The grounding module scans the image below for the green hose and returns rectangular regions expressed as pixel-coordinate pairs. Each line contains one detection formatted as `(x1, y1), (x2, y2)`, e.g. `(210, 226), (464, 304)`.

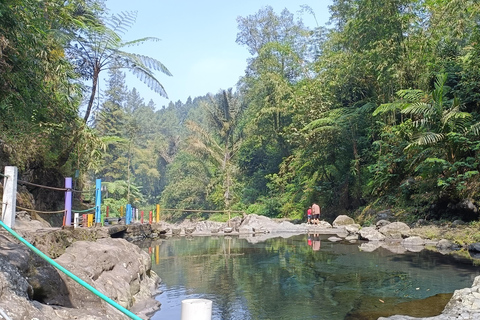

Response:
(0, 220), (143, 320)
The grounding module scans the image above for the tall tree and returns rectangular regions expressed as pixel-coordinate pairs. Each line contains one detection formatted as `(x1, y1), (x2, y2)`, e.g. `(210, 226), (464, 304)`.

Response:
(67, 11), (172, 123)
(187, 89), (245, 210)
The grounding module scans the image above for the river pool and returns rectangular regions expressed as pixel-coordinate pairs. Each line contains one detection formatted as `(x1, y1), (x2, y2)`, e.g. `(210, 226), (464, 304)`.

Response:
(144, 234), (480, 320)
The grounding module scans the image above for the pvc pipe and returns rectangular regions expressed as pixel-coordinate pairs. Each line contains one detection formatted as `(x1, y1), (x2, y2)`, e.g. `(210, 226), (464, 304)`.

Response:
(74, 212), (79, 228)
(181, 299), (212, 320)
(0, 220), (142, 320)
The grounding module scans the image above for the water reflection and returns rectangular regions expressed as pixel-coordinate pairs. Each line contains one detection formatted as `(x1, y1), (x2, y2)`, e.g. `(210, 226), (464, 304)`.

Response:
(145, 235), (480, 320)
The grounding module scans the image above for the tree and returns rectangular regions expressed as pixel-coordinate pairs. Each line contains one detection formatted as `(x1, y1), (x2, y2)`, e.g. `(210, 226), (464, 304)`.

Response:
(186, 89), (245, 210)
(67, 11), (172, 124)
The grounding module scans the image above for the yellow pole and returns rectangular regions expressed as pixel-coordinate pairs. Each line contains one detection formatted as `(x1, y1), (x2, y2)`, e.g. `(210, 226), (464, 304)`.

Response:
(156, 204), (160, 222)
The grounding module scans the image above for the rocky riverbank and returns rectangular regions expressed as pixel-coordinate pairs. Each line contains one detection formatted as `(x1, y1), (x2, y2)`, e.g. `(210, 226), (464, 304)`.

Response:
(0, 226), (160, 319)
(1, 212), (480, 319)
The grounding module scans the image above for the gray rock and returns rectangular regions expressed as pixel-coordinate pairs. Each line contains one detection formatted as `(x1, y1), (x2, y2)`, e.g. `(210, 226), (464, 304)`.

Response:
(437, 239), (456, 250)
(376, 219), (391, 228)
(332, 215), (355, 227)
(359, 242), (381, 252)
(468, 243), (480, 252)
(0, 237), (159, 320)
(344, 224), (361, 234)
(379, 222), (411, 239)
(359, 227), (386, 241)
(376, 209), (394, 221)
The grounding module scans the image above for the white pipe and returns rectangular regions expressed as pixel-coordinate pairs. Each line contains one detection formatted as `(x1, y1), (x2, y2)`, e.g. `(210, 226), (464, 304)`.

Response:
(0, 307), (13, 320)
(180, 299), (212, 320)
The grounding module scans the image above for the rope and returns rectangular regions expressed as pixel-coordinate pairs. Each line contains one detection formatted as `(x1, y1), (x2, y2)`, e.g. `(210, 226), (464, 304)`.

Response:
(72, 189), (94, 194)
(16, 205), (65, 214)
(72, 207), (95, 213)
(161, 208), (245, 214)
(0, 220), (143, 320)
(17, 179), (67, 191)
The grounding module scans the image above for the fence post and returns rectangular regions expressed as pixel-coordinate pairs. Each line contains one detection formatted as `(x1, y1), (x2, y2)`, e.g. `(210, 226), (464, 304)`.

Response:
(74, 212), (79, 228)
(95, 179), (101, 225)
(64, 177), (72, 227)
(2, 166), (18, 228)
(126, 204), (132, 225)
(149, 211), (152, 224)
(156, 204), (160, 223)
(141, 211), (144, 224)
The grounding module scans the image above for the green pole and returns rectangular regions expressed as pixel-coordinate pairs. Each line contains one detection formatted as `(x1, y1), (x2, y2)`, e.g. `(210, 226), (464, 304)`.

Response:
(0, 220), (143, 320)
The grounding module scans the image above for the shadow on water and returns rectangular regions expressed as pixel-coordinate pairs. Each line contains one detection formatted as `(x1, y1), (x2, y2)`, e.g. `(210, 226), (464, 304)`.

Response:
(142, 235), (480, 320)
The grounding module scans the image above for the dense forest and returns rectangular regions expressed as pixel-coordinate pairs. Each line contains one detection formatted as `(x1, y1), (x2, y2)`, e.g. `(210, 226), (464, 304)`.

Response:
(1, 0), (480, 224)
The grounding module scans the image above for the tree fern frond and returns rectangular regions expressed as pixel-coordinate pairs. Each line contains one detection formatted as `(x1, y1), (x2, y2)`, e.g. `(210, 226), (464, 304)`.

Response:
(128, 65), (168, 98)
(373, 102), (406, 116)
(402, 102), (436, 117)
(469, 121), (480, 136)
(122, 37), (161, 47)
(408, 132), (444, 148)
(302, 118), (335, 131)
(106, 11), (137, 36)
(396, 89), (424, 102)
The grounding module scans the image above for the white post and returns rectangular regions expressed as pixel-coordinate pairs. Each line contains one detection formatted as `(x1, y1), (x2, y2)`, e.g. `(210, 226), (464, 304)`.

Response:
(2, 166), (18, 228)
(74, 212), (79, 228)
(181, 299), (212, 320)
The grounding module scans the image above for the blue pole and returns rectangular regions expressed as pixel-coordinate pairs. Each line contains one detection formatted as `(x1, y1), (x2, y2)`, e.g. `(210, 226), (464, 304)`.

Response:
(126, 204), (132, 225)
(95, 179), (102, 224)
(64, 177), (72, 226)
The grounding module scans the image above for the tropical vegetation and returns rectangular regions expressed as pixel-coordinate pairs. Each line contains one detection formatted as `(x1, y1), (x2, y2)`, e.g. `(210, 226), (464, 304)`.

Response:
(1, 0), (480, 224)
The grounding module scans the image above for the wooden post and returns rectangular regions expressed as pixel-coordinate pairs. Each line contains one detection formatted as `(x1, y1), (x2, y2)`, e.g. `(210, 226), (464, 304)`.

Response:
(2, 166), (17, 228)
(141, 211), (144, 224)
(106, 205), (109, 218)
(64, 177), (72, 227)
(156, 204), (160, 222)
(149, 211), (152, 224)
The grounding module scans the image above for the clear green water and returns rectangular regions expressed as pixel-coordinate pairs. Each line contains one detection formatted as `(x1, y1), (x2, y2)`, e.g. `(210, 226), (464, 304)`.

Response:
(145, 234), (480, 320)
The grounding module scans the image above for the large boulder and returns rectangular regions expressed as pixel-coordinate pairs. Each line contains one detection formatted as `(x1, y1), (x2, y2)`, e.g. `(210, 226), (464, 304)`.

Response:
(379, 222), (411, 239)
(332, 215), (355, 227)
(54, 238), (159, 310)
(0, 235), (159, 320)
(359, 227), (386, 241)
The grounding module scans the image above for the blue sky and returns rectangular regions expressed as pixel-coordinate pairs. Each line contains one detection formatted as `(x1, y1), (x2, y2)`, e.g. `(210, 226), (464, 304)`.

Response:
(105, 0), (333, 108)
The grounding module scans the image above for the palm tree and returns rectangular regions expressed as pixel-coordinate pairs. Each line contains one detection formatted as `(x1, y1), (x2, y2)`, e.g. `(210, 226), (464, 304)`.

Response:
(68, 11), (172, 123)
